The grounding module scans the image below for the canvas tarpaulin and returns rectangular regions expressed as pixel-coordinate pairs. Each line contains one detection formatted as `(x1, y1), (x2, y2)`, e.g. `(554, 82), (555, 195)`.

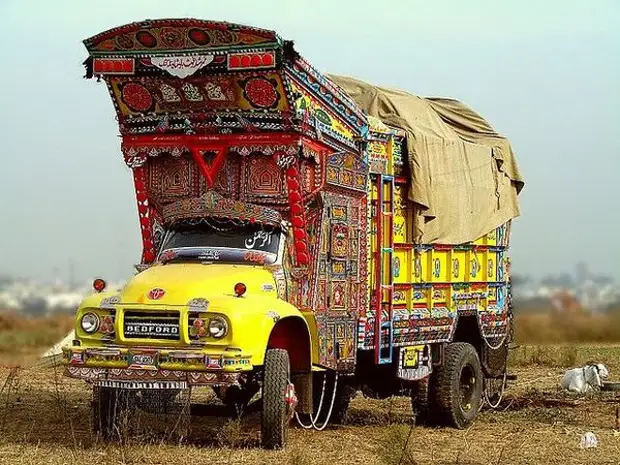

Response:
(327, 74), (525, 245)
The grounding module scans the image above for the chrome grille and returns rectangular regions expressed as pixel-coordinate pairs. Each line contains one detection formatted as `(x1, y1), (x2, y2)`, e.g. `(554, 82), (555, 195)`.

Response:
(124, 311), (180, 341)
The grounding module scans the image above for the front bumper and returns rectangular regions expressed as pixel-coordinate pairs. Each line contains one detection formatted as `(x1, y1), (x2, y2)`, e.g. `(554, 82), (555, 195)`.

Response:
(62, 345), (253, 387)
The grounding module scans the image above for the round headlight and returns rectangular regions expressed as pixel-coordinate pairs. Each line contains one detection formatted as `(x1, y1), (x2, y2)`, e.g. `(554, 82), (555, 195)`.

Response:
(81, 313), (100, 333)
(208, 316), (228, 339)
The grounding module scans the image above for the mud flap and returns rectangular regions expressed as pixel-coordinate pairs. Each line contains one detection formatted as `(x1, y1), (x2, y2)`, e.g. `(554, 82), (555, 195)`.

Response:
(292, 372), (313, 414)
(397, 344), (432, 381)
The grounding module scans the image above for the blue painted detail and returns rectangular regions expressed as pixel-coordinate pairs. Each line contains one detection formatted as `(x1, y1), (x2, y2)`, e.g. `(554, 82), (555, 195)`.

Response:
(497, 251), (505, 281)
(413, 283), (433, 289)
(497, 286), (505, 309)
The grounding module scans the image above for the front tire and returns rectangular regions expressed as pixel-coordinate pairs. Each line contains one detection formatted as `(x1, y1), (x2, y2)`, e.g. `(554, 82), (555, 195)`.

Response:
(92, 387), (131, 441)
(429, 343), (483, 429)
(261, 349), (293, 449)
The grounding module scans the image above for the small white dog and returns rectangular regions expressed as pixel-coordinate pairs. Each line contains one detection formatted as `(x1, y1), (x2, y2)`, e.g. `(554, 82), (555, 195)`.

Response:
(560, 363), (609, 394)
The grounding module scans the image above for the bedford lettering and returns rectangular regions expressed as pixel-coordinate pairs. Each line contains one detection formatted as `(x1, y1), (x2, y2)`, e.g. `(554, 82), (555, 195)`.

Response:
(126, 324), (179, 335)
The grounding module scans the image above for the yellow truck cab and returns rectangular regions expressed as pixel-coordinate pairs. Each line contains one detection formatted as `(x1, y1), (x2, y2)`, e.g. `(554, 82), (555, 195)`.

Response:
(63, 18), (524, 449)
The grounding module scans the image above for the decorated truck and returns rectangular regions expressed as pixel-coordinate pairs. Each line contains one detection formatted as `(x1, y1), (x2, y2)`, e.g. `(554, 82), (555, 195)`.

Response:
(62, 19), (525, 449)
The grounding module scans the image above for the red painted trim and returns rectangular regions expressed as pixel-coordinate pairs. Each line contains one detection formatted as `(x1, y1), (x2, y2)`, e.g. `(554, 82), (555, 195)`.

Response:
(122, 132), (302, 147)
(190, 147), (227, 188)
(93, 58), (135, 75)
(394, 283), (412, 290)
(85, 20), (277, 49)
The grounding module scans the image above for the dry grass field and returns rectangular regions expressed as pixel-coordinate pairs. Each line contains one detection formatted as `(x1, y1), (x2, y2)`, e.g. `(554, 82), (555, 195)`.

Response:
(1, 311), (620, 465)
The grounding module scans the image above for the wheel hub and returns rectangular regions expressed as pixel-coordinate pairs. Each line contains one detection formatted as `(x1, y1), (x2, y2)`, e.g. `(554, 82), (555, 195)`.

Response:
(460, 365), (476, 412)
(284, 382), (297, 419)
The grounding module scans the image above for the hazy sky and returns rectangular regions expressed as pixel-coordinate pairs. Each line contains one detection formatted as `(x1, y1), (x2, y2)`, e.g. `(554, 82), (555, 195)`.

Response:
(0, 0), (618, 283)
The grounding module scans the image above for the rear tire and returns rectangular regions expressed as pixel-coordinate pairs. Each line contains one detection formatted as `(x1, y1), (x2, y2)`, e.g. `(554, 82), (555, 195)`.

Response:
(330, 384), (356, 425)
(429, 343), (483, 429)
(261, 349), (293, 449)
(410, 377), (432, 426)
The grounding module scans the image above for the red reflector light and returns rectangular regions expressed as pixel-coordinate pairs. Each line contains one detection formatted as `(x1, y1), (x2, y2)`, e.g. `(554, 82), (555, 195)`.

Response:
(92, 58), (135, 75)
(227, 51), (276, 70)
(93, 278), (106, 292)
(234, 283), (247, 297)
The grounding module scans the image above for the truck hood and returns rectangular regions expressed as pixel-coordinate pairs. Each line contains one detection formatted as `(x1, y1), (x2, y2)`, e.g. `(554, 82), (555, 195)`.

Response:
(118, 262), (278, 306)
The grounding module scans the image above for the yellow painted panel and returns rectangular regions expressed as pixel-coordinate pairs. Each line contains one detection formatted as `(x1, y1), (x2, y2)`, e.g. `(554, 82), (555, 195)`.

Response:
(368, 261), (377, 292)
(382, 216), (391, 249)
(467, 252), (483, 282)
(487, 228), (498, 246)
(394, 216), (407, 243)
(394, 250), (409, 284)
(370, 182), (378, 200)
(471, 225), (500, 247)
(451, 250), (466, 283)
(368, 140), (389, 159)
(393, 185), (407, 243)
(393, 288), (408, 306)
(413, 287), (430, 307)
(431, 286), (448, 305)
(369, 222), (377, 253)
(431, 249), (449, 283)
(486, 250), (498, 282)
(413, 250), (429, 283)
(386, 137), (394, 175)
(381, 254), (391, 285)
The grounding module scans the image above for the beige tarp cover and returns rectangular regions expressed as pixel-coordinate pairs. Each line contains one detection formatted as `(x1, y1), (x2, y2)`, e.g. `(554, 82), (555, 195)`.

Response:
(327, 75), (525, 245)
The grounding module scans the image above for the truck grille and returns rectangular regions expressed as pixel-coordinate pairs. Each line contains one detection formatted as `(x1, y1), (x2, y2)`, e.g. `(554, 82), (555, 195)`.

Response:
(123, 311), (180, 341)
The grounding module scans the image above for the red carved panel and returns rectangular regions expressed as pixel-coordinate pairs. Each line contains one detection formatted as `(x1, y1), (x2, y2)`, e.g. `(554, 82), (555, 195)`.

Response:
(147, 155), (200, 209)
(244, 155), (283, 201)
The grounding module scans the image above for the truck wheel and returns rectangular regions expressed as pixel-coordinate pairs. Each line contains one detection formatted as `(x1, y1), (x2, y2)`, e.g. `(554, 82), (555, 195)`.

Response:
(429, 342), (483, 429)
(410, 377), (432, 426)
(261, 349), (294, 449)
(137, 389), (180, 414)
(92, 386), (130, 440)
(330, 384), (356, 425)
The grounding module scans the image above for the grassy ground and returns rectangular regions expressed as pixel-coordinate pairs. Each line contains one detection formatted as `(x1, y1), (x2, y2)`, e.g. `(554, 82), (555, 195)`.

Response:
(1, 313), (620, 464)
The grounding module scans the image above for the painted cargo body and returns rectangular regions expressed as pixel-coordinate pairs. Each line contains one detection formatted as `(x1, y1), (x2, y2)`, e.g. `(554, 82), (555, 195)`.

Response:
(364, 119), (512, 356)
(61, 18), (523, 449)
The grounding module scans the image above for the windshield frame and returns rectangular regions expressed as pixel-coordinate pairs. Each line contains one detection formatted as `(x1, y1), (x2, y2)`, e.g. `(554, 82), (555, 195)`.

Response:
(156, 220), (289, 266)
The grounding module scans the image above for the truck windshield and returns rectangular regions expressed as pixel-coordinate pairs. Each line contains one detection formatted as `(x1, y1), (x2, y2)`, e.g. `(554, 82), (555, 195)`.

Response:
(158, 221), (281, 264)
